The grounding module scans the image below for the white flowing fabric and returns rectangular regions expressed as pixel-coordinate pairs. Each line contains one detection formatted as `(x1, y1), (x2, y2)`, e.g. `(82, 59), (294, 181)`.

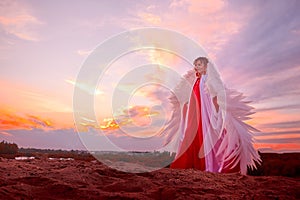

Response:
(161, 62), (262, 175)
(200, 73), (224, 172)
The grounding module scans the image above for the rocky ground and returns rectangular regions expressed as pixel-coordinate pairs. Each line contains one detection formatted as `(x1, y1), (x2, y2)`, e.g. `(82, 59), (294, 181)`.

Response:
(0, 157), (299, 200)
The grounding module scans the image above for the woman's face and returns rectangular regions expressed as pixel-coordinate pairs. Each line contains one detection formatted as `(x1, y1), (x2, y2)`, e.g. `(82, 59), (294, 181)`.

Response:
(194, 60), (207, 73)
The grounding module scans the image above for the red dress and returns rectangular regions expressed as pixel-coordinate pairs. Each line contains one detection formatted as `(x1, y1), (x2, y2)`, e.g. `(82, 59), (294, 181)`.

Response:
(170, 77), (205, 170)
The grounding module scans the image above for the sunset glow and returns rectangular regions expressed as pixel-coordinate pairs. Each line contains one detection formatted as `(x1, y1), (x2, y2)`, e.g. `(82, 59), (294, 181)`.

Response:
(0, 0), (299, 152)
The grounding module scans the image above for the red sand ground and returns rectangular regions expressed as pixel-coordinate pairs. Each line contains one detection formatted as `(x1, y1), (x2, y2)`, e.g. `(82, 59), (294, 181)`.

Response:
(0, 158), (299, 200)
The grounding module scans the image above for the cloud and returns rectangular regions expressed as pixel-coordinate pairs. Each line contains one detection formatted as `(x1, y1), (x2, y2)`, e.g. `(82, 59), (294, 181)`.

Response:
(0, 109), (53, 131)
(120, 0), (247, 63)
(0, 0), (299, 153)
(1, 126), (298, 152)
(207, 1), (300, 143)
(91, 104), (168, 140)
(0, 78), (75, 131)
(186, 0), (225, 14)
(137, 12), (161, 25)
(76, 49), (93, 56)
(0, 127), (165, 151)
(169, 0), (225, 15)
(255, 104), (300, 112)
(255, 137), (300, 144)
(77, 104), (163, 136)
(65, 79), (104, 96)
(114, 105), (161, 127)
(259, 121), (300, 129)
(217, 0), (300, 80)
(0, 131), (12, 136)
(0, 1), (44, 41)
(0, 79), (73, 120)
(255, 144), (300, 153)
(254, 130), (300, 136)
(0, 128), (85, 150)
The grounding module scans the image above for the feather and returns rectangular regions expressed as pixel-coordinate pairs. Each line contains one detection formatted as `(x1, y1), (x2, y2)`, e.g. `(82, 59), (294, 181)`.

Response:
(159, 69), (196, 152)
(216, 87), (262, 174)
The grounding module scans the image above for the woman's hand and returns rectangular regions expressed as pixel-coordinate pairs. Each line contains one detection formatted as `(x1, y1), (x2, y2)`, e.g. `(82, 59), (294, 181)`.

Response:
(194, 68), (204, 77)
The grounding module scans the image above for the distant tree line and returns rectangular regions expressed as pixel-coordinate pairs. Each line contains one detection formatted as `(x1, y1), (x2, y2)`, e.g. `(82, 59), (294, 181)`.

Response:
(0, 141), (19, 154)
(19, 147), (89, 155)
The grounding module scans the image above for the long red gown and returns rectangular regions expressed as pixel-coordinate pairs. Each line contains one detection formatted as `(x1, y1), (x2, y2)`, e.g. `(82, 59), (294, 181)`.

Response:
(170, 76), (240, 173)
(170, 77), (205, 170)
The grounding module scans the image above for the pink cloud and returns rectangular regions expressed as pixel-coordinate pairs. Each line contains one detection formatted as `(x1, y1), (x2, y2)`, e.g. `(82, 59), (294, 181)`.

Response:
(0, 109), (53, 131)
(0, 131), (12, 136)
(187, 0), (225, 14)
(0, 1), (44, 41)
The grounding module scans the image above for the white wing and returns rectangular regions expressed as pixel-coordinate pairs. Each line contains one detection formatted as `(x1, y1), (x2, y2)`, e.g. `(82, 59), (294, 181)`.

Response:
(217, 87), (262, 174)
(159, 69), (196, 152)
(205, 61), (261, 174)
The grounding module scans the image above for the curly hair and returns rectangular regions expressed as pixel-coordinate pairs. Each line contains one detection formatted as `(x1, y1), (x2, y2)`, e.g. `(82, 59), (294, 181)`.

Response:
(193, 56), (209, 66)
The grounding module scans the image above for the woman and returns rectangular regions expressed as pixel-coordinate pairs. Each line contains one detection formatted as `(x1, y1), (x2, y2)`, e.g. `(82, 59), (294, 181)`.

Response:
(161, 57), (261, 175)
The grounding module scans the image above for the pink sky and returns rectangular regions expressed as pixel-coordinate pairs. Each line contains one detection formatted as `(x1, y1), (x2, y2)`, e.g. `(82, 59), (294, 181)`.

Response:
(0, 0), (299, 152)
